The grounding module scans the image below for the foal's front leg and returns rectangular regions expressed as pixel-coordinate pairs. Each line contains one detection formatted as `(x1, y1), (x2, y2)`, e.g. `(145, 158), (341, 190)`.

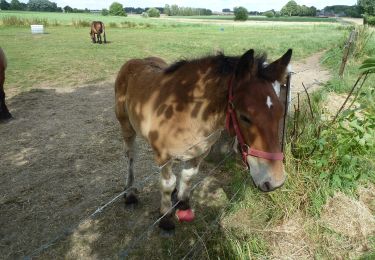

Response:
(173, 152), (207, 222)
(158, 161), (177, 231)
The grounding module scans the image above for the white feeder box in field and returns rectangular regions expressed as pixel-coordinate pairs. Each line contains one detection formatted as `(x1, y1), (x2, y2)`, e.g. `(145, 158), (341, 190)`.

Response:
(31, 25), (44, 34)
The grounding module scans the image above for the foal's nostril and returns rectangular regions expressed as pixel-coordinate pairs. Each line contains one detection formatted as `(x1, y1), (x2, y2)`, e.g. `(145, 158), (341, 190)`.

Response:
(263, 181), (271, 192)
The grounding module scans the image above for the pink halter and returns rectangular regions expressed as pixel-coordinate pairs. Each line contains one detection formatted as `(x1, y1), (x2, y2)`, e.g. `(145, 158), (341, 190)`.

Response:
(225, 76), (284, 168)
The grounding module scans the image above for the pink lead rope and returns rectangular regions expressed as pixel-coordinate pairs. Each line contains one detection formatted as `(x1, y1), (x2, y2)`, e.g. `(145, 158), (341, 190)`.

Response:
(225, 76), (284, 168)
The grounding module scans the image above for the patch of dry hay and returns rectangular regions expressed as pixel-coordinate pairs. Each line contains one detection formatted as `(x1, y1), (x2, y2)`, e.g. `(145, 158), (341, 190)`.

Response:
(321, 192), (375, 238)
(320, 192), (375, 258)
(221, 209), (314, 259)
(267, 214), (314, 260)
(358, 185), (375, 213)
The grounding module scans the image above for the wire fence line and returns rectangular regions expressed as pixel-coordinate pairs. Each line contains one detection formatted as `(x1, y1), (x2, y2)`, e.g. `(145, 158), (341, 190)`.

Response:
(168, 167), (248, 259)
(25, 168), (160, 259)
(181, 173), (250, 260)
(24, 130), (234, 259)
(118, 151), (234, 259)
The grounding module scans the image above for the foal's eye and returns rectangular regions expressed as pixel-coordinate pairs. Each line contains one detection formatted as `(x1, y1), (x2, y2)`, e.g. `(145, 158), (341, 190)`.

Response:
(240, 115), (252, 125)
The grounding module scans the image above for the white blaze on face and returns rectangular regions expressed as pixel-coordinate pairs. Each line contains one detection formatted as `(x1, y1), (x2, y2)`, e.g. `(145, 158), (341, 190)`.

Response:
(266, 96), (273, 109)
(272, 80), (281, 97)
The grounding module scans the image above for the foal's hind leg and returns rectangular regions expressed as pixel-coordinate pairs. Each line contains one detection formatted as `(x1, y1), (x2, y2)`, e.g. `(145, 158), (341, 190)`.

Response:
(117, 113), (138, 204)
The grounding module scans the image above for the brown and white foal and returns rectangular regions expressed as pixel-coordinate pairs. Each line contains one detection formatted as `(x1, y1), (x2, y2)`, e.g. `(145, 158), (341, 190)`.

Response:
(115, 49), (292, 231)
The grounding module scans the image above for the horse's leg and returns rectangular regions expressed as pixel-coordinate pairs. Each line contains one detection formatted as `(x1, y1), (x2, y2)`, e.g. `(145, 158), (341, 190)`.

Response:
(123, 133), (138, 204)
(116, 107), (138, 204)
(173, 150), (209, 220)
(0, 69), (11, 121)
(98, 33), (102, 44)
(90, 31), (96, 43)
(158, 161), (177, 231)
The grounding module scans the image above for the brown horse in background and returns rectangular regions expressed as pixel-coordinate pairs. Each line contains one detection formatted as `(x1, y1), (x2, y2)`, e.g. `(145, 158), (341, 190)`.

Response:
(90, 21), (106, 44)
(115, 49), (292, 231)
(0, 47), (12, 121)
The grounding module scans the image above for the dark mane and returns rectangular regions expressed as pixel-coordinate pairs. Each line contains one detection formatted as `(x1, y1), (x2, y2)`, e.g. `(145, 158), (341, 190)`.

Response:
(164, 52), (268, 78)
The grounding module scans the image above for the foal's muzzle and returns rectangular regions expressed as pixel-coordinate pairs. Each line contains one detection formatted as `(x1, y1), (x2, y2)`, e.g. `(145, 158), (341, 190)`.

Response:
(247, 156), (286, 192)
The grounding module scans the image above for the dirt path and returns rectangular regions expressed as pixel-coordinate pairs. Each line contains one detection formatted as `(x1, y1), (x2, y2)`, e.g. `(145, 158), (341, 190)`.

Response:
(0, 52), (331, 258)
(290, 51), (331, 98)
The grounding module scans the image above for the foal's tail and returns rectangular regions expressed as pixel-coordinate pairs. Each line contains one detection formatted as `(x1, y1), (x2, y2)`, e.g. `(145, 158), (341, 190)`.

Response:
(101, 22), (107, 44)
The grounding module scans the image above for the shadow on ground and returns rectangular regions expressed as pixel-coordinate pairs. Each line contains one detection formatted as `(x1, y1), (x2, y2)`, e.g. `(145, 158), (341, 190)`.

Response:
(0, 83), (242, 259)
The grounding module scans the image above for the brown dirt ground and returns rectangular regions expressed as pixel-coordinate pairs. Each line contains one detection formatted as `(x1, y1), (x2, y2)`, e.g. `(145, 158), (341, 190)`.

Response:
(1, 52), (370, 259)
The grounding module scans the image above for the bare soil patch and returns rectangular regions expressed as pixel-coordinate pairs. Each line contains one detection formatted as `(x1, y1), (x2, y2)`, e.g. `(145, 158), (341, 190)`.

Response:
(0, 52), (344, 258)
(290, 51), (331, 99)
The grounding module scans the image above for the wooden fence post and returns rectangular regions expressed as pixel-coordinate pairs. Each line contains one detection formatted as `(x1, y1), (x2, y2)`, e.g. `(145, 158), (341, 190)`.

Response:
(278, 73), (291, 152)
(339, 30), (356, 77)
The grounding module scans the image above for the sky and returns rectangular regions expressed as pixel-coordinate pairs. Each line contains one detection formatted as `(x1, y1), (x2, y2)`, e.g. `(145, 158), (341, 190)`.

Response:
(20, 0), (358, 12)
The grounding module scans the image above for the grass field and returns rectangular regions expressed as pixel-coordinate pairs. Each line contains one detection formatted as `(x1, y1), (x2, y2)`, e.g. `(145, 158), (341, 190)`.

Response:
(1, 10), (374, 259)
(0, 11), (346, 91)
(168, 15), (338, 23)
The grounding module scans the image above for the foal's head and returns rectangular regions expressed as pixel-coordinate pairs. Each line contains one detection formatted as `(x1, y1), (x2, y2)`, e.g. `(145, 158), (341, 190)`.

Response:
(231, 49), (292, 192)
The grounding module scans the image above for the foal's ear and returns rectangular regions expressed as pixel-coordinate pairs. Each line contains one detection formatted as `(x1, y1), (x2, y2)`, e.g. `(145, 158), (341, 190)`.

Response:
(235, 49), (255, 78)
(262, 49), (292, 82)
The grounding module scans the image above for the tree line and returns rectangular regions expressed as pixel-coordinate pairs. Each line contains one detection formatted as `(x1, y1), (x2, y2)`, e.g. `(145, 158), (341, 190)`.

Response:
(234, 0), (375, 21)
(164, 4), (212, 16)
(0, 0), (63, 12)
(0, 0), (92, 13)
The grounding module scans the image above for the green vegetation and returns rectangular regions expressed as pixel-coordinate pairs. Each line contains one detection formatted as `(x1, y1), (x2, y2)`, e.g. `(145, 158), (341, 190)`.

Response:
(281, 0), (317, 17)
(165, 15), (338, 23)
(358, 0), (375, 16)
(234, 6), (248, 21)
(324, 5), (361, 18)
(365, 14), (375, 25)
(101, 8), (109, 16)
(163, 4), (212, 16)
(109, 2), (126, 17)
(147, 7), (160, 18)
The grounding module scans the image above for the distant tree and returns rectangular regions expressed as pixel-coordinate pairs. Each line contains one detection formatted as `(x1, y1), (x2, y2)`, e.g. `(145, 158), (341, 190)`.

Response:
(164, 4), (171, 15)
(147, 7), (160, 17)
(264, 10), (275, 17)
(281, 0), (299, 16)
(10, 0), (22, 10)
(222, 8), (231, 12)
(124, 7), (144, 14)
(19, 2), (26, 10)
(309, 6), (317, 16)
(109, 2), (126, 16)
(28, 0), (60, 12)
(170, 4), (179, 15)
(101, 8), (109, 16)
(234, 6), (248, 21)
(63, 5), (72, 12)
(358, 0), (375, 15)
(0, 0), (10, 10)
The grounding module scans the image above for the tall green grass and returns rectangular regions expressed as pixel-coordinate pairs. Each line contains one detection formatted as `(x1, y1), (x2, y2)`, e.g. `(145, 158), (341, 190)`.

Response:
(2, 15), (49, 26)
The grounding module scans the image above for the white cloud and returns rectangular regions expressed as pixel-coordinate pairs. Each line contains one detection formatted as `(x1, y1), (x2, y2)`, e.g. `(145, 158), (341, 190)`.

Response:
(20, 0), (358, 12)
